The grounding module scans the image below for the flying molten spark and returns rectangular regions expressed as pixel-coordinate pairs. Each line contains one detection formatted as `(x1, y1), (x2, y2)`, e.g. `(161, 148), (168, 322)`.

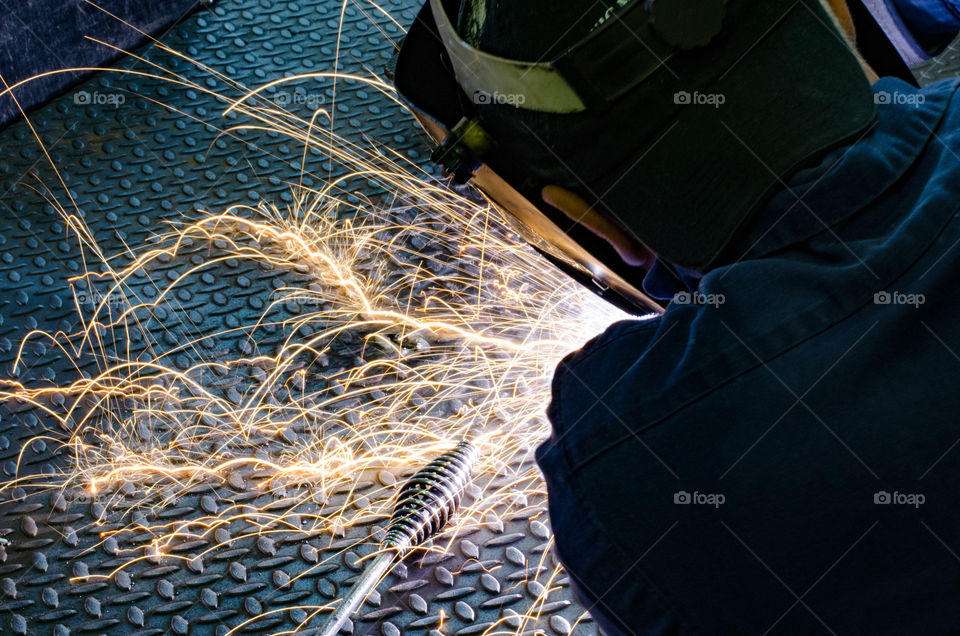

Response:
(0, 5), (642, 633)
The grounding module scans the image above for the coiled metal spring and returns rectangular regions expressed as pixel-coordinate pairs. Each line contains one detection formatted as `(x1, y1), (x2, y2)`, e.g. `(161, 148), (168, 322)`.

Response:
(318, 440), (478, 636)
(383, 440), (478, 551)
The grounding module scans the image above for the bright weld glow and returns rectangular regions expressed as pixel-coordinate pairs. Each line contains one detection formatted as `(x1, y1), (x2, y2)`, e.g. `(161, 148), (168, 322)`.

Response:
(0, 3), (641, 633)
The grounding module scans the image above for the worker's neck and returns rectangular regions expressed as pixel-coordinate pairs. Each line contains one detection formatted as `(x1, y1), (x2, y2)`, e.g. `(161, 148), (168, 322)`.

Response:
(819, 0), (879, 83)
(856, 52), (880, 84)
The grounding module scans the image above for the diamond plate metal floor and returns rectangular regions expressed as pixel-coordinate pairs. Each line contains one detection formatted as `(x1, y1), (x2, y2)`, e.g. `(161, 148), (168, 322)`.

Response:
(0, 1), (595, 635)
(913, 32), (960, 85)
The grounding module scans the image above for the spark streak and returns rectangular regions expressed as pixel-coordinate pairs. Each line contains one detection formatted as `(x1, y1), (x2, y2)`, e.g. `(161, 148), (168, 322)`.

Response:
(0, 3), (641, 633)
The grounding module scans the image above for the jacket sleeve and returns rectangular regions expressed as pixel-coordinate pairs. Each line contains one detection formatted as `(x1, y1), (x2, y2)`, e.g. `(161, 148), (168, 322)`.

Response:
(892, 0), (960, 35)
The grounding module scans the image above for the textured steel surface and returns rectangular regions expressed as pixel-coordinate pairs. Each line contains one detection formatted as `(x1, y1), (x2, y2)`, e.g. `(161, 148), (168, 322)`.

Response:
(913, 32), (960, 85)
(0, 1), (595, 635)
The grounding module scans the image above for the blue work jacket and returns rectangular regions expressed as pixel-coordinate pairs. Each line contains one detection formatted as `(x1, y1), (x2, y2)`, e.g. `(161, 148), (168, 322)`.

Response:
(537, 77), (960, 634)
(893, 0), (960, 35)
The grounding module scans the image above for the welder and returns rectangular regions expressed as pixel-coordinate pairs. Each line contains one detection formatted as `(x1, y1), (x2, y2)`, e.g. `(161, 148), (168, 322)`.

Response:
(393, 0), (960, 633)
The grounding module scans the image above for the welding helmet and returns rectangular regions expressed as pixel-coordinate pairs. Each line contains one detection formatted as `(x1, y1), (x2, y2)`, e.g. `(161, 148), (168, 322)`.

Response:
(393, 0), (888, 315)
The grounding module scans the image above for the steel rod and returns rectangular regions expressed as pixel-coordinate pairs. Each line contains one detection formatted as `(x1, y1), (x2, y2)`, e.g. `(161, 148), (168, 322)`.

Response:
(316, 440), (477, 636)
(319, 551), (395, 636)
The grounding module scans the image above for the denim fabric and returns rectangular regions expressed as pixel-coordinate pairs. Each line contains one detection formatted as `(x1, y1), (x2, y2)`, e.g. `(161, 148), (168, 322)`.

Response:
(893, 0), (960, 34)
(538, 77), (960, 634)
(0, 1), (204, 130)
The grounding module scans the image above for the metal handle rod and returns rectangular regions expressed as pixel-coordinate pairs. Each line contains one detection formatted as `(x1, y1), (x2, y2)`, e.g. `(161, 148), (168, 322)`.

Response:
(319, 551), (395, 636)
(316, 441), (477, 636)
